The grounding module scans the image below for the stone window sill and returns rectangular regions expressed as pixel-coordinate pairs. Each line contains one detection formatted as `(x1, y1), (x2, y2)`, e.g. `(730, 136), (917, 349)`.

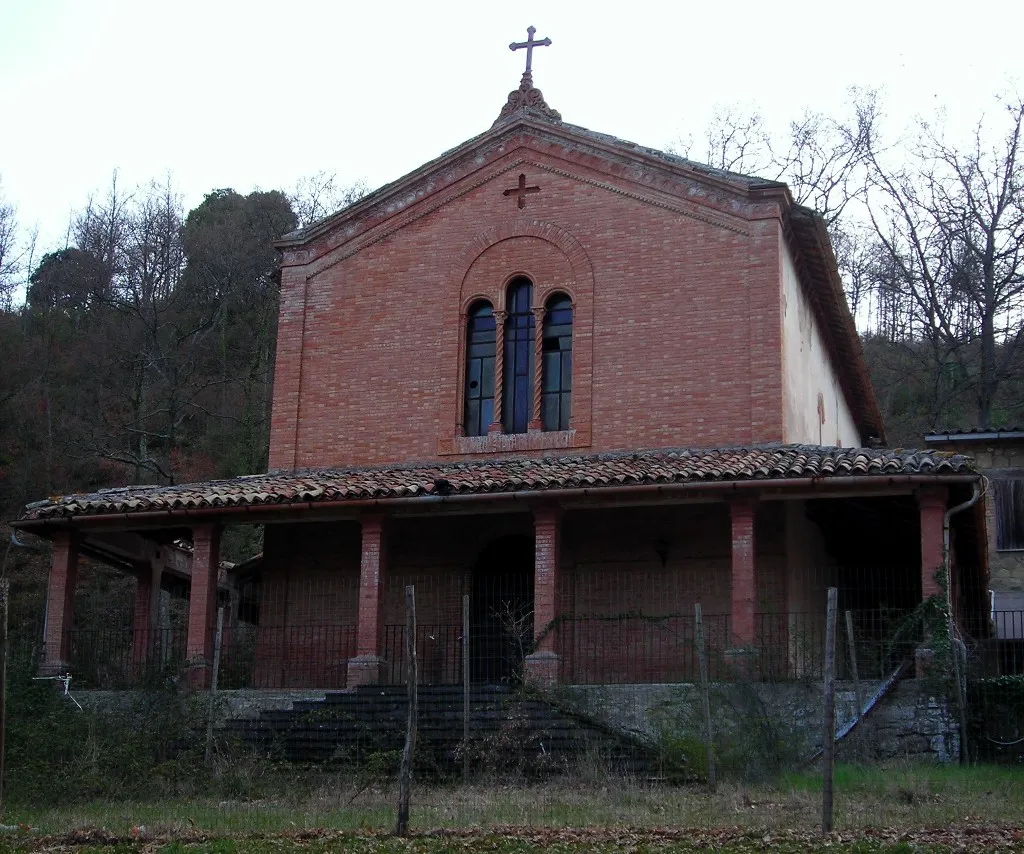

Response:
(437, 429), (589, 456)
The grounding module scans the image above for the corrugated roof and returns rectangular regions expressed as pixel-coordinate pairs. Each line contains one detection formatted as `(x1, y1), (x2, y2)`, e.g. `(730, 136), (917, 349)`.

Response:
(17, 444), (976, 522)
(926, 427), (1024, 440)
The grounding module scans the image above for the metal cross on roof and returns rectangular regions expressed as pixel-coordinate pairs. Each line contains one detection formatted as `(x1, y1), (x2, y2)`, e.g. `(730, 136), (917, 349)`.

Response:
(509, 26), (552, 75)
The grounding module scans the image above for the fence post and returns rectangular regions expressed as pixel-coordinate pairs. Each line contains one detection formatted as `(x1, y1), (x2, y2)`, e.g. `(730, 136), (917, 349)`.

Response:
(844, 610), (865, 758)
(947, 610), (969, 765)
(396, 585), (417, 836)
(0, 579), (8, 817)
(204, 606), (225, 766)
(822, 587), (838, 835)
(462, 593), (470, 780)
(694, 603), (716, 792)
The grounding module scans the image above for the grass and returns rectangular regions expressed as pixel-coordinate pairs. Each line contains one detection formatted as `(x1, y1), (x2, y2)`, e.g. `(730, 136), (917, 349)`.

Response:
(3, 762), (1023, 841)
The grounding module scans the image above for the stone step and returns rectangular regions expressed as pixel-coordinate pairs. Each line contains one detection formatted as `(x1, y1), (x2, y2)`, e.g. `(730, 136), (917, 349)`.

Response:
(221, 687), (657, 775)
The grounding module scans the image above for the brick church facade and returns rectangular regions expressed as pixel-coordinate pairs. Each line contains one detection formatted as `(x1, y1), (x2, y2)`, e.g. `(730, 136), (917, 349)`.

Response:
(18, 56), (988, 690)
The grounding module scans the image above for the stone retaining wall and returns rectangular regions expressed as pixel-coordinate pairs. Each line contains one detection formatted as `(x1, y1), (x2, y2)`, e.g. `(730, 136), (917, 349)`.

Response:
(557, 680), (959, 763)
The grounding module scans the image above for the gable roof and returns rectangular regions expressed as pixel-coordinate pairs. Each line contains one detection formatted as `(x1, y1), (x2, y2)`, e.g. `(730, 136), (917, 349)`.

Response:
(274, 88), (886, 445)
(277, 116), (772, 248)
(16, 444), (975, 525)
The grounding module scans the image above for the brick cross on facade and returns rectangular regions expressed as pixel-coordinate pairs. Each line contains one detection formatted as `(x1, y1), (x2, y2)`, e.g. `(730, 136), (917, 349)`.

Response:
(509, 26), (552, 75)
(503, 173), (541, 209)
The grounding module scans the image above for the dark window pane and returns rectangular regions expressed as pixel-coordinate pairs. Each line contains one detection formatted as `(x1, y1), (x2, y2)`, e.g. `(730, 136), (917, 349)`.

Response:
(467, 358), (482, 390)
(995, 479), (1024, 550)
(465, 399), (480, 437)
(541, 295), (572, 431)
(481, 398), (493, 429)
(542, 393), (559, 431)
(542, 351), (560, 392)
(503, 278), (534, 434)
(481, 355), (494, 397)
(465, 301), (495, 436)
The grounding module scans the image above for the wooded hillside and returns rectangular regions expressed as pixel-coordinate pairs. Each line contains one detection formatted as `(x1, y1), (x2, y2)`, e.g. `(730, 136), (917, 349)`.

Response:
(1, 92), (1022, 546)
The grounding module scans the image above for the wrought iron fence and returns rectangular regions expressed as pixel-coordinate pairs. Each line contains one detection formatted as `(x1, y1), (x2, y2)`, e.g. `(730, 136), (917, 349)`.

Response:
(61, 623), (358, 689)
(964, 609), (1024, 679)
(49, 608), (1024, 691)
(382, 624), (466, 686)
(223, 623), (356, 689)
(555, 613), (731, 684)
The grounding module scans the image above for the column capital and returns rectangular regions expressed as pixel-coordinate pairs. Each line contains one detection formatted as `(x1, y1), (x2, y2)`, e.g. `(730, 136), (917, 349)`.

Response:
(532, 502), (563, 527)
(50, 528), (80, 549)
(917, 485), (949, 510)
(190, 522), (223, 548)
(729, 495), (759, 515)
(359, 512), (387, 531)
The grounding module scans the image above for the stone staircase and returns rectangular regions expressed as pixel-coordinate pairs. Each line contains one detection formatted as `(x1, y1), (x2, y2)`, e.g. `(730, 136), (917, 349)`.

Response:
(222, 684), (657, 776)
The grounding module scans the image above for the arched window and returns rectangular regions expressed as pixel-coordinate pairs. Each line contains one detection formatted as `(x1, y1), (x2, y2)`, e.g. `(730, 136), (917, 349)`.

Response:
(464, 301), (496, 437)
(541, 293), (572, 431)
(503, 278), (534, 434)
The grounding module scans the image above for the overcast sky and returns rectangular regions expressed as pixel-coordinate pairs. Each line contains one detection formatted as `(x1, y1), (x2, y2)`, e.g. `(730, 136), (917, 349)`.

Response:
(1, 0), (1021, 260)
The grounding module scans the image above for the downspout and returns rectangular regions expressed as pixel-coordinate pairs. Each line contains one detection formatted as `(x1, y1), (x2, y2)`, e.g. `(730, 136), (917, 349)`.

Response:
(944, 480), (982, 765)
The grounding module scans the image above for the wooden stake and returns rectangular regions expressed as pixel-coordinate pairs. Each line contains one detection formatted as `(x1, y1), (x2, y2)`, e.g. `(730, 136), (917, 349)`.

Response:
(204, 606), (224, 766)
(844, 610), (865, 758)
(0, 579), (8, 818)
(694, 603), (716, 792)
(947, 610), (969, 765)
(462, 593), (470, 780)
(396, 585), (417, 836)
(822, 587), (838, 835)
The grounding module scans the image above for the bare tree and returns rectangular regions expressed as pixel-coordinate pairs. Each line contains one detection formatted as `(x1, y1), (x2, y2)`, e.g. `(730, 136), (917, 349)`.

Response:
(0, 178), (21, 311)
(672, 90), (878, 227)
(864, 96), (1024, 426)
(290, 172), (370, 228)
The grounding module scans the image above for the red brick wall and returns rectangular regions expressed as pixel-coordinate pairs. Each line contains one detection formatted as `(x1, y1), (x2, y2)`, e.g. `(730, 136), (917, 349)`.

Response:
(558, 503), (786, 683)
(256, 522), (361, 688)
(269, 138), (786, 471)
(254, 503), (787, 686)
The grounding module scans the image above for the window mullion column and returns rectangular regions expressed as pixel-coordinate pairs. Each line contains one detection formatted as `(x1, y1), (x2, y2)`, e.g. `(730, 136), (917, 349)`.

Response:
(529, 306), (546, 431)
(489, 309), (507, 434)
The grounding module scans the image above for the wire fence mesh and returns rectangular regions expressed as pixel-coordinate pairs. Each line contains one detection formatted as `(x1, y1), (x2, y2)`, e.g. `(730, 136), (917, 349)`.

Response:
(7, 562), (1024, 830)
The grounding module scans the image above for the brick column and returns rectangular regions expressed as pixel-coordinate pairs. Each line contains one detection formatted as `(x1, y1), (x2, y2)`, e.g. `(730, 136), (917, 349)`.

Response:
(43, 530), (78, 673)
(488, 310), (507, 434)
(915, 486), (948, 677)
(186, 524), (221, 689)
(919, 486), (948, 601)
(133, 560), (163, 669)
(348, 515), (387, 687)
(524, 504), (561, 687)
(729, 498), (758, 652)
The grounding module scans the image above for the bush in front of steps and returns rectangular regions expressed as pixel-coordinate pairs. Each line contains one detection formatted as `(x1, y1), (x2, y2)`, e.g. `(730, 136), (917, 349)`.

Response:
(3, 664), (304, 804)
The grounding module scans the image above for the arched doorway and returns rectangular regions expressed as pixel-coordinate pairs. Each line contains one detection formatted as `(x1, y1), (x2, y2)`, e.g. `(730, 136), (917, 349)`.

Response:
(470, 535), (534, 684)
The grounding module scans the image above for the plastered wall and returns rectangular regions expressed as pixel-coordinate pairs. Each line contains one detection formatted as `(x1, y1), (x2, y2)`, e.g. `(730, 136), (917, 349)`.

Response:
(781, 241), (860, 447)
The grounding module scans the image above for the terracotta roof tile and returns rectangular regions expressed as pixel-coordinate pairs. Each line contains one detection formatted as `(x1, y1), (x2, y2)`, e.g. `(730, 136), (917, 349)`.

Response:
(17, 444), (977, 522)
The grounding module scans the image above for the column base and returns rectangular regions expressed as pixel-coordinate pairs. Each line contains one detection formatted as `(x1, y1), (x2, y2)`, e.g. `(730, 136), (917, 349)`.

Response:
(915, 647), (935, 678)
(186, 656), (212, 691)
(38, 659), (71, 678)
(523, 651), (560, 688)
(347, 654), (383, 688)
(725, 646), (760, 680)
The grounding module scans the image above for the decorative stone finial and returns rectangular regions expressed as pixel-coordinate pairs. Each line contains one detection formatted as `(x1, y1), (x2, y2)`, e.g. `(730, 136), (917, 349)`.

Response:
(494, 27), (561, 126)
